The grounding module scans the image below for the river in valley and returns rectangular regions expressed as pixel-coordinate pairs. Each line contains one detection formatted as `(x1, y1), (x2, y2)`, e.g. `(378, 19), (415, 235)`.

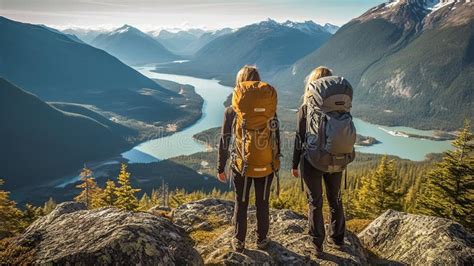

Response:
(121, 67), (233, 162)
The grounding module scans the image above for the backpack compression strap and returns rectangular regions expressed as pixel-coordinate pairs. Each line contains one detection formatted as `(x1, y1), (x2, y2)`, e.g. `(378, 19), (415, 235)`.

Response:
(270, 116), (280, 198)
(240, 119), (249, 203)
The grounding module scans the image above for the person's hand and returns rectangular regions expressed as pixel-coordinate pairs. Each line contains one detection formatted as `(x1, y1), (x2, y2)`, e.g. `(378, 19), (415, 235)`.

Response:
(217, 172), (227, 183)
(292, 168), (299, 178)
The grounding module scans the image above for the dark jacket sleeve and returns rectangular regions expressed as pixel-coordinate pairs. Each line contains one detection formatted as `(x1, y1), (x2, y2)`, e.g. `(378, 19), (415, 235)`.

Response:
(292, 105), (306, 169)
(217, 107), (235, 173)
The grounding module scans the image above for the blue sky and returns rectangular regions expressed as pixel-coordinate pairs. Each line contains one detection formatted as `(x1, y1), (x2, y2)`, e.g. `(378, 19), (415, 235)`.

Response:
(0, 0), (386, 31)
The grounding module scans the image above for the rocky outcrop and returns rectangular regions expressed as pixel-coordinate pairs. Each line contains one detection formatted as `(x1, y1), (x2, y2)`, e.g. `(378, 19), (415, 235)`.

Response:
(14, 202), (202, 265)
(358, 209), (474, 265)
(8, 199), (473, 265)
(174, 198), (369, 265)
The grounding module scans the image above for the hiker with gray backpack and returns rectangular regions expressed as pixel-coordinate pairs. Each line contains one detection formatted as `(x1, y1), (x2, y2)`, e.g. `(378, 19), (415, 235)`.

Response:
(292, 66), (356, 252)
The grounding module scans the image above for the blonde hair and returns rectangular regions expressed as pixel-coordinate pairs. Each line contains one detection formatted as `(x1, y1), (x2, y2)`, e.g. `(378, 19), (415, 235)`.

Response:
(303, 66), (333, 105)
(235, 65), (261, 86)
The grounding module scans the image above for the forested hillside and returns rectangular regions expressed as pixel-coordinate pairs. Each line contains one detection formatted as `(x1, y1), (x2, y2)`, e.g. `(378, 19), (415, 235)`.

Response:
(0, 78), (129, 190)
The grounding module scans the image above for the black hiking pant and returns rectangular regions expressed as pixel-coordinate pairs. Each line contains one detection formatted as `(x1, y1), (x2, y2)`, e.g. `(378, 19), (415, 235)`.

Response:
(232, 169), (273, 243)
(300, 157), (345, 247)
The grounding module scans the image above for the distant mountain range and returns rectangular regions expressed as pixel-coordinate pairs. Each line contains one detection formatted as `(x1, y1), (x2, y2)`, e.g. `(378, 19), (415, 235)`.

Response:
(282, 20), (339, 34)
(39, 25), (85, 44)
(0, 17), (188, 127)
(0, 78), (129, 191)
(151, 28), (233, 56)
(158, 19), (335, 84)
(91, 25), (180, 65)
(274, 0), (473, 130)
(62, 27), (109, 43)
(62, 20), (339, 60)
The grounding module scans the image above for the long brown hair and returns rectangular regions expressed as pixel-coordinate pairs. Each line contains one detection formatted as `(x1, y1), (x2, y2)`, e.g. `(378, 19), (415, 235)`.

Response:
(235, 65), (261, 85)
(303, 66), (333, 105)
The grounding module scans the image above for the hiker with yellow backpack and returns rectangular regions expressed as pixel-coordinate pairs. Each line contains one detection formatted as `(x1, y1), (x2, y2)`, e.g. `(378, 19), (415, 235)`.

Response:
(217, 65), (280, 253)
(292, 67), (356, 253)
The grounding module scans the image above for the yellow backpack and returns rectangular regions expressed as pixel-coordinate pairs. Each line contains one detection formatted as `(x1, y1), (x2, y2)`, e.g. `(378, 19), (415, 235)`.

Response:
(230, 81), (280, 200)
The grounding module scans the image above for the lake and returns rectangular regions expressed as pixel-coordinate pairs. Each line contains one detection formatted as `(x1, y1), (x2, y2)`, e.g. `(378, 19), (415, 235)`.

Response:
(122, 66), (452, 163)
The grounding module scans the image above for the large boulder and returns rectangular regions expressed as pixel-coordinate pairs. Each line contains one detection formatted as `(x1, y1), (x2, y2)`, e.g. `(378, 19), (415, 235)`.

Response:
(14, 202), (203, 265)
(358, 210), (474, 265)
(174, 198), (369, 265)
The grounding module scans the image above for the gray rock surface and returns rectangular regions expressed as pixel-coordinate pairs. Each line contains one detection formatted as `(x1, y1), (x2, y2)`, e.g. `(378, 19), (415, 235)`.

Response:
(174, 198), (369, 265)
(15, 202), (203, 265)
(174, 198), (234, 233)
(358, 209), (474, 265)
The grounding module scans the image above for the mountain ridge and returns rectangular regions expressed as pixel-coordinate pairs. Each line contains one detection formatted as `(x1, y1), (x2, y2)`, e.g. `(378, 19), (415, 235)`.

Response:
(0, 78), (129, 191)
(152, 28), (233, 56)
(91, 24), (180, 65)
(274, 0), (473, 130)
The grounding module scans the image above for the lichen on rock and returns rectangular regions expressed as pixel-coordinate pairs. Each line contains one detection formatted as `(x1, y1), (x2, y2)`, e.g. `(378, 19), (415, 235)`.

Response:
(14, 202), (203, 265)
(358, 209), (474, 265)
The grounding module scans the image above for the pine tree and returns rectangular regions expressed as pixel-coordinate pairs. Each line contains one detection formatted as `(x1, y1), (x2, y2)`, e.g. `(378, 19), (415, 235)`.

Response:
(353, 156), (401, 218)
(170, 188), (187, 208)
(22, 203), (43, 225)
(139, 193), (152, 210)
(0, 179), (24, 237)
(42, 197), (57, 215)
(101, 179), (118, 207)
(115, 164), (141, 211)
(150, 189), (160, 207)
(416, 120), (474, 230)
(74, 167), (103, 209)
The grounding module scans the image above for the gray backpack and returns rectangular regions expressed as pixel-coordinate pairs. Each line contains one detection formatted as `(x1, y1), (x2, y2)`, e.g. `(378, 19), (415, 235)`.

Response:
(304, 76), (356, 173)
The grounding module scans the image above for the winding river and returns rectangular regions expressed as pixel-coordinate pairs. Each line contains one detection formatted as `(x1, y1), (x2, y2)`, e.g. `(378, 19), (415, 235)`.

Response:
(122, 66), (452, 163)
(121, 67), (233, 163)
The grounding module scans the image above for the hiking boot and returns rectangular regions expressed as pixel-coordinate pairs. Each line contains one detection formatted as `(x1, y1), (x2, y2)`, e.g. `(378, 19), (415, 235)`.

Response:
(256, 238), (270, 250)
(231, 238), (245, 253)
(326, 238), (344, 248)
(315, 243), (324, 253)
(311, 239), (324, 253)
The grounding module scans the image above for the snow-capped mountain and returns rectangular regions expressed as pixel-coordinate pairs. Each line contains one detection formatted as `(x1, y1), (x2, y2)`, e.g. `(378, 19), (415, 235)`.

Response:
(62, 27), (110, 43)
(358, 0), (469, 29)
(149, 28), (231, 56)
(91, 25), (179, 65)
(148, 28), (207, 39)
(282, 20), (339, 34)
(323, 23), (340, 34)
(258, 19), (339, 35)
